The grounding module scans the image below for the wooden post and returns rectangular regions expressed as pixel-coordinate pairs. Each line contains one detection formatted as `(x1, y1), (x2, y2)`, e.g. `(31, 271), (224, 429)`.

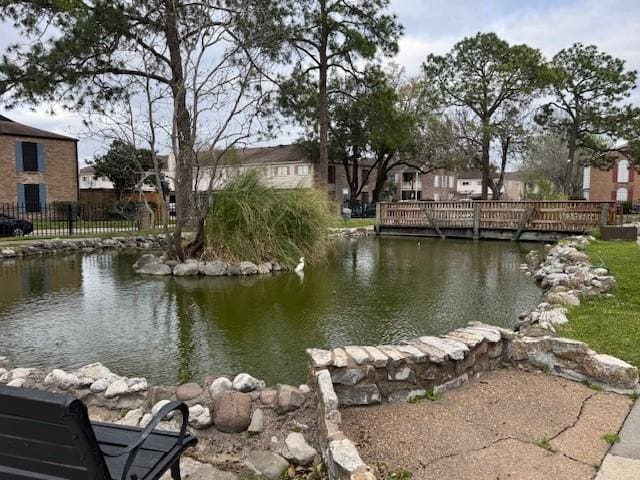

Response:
(600, 203), (610, 228)
(473, 202), (480, 239)
(513, 205), (534, 241)
(423, 208), (445, 239)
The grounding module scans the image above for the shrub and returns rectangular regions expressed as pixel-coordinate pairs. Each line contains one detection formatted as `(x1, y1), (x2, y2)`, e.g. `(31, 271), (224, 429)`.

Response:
(204, 170), (335, 269)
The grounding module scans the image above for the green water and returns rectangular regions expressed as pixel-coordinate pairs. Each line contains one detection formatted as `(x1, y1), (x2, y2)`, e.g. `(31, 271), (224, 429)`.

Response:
(0, 237), (540, 385)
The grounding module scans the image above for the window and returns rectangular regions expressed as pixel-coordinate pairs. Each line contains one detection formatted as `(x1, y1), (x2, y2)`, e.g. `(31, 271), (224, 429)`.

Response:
(24, 184), (41, 213)
(274, 166), (289, 177)
(617, 160), (630, 183)
(433, 175), (440, 187)
(449, 176), (455, 188)
(361, 192), (369, 204)
(401, 190), (421, 200)
(403, 172), (414, 183)
(296, 165), (309, 176)
(616, 187), (629, 202)
(433, 193), (440, 201)
(22, 142), (39, 172)
(328, 165), (336, 184)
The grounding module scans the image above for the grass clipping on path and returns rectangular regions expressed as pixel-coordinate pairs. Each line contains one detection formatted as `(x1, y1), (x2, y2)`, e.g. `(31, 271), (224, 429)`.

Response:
(204, 170), (335, 269)
(558, 240), (640, 369)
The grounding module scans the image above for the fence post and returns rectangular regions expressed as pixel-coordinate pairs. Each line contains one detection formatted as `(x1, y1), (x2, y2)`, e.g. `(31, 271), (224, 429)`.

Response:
(67, 203), (74, 235)
(599, 202), (610, 228)
(473, 202), (481, 239)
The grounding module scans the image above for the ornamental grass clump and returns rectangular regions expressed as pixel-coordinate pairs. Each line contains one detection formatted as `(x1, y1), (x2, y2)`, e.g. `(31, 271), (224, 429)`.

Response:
(204, 170), (335, 269)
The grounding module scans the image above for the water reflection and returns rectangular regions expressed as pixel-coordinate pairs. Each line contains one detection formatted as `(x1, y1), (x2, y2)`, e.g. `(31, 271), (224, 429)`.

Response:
(0, 238), (540, 385)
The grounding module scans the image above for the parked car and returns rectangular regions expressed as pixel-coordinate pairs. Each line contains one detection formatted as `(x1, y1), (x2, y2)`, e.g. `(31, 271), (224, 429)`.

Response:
(0, 214), (34, 237)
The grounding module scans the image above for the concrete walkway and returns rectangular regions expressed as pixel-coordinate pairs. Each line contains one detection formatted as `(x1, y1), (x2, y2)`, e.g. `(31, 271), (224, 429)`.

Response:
(341, 370), (635, 480)
(596, 399), (640, 479)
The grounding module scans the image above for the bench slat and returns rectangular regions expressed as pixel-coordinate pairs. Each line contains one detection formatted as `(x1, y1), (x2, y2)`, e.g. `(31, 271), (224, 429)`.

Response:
(0, 452), (89, 480)
(0, 433), (82, 466)
(92, 422), (182, 452)
(0, 413), (75, 445)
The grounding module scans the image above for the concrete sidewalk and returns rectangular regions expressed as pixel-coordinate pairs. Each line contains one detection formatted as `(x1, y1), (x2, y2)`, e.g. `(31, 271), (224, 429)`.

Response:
(596, 399), (640, 479)
(341, 370), (635, 480)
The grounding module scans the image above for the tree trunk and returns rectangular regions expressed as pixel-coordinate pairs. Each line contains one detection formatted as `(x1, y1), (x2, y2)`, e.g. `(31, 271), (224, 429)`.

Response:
(317, 0), (329, 187)
(164, 0), (194, 260)
(481, 119), (491, 200)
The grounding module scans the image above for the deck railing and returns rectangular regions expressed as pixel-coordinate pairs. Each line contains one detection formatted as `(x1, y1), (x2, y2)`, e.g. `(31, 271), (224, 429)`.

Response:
(377, 201), (618, 238)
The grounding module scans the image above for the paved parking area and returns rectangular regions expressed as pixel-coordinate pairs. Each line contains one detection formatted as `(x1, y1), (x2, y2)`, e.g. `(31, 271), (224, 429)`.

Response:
(341, 369), (636, 480)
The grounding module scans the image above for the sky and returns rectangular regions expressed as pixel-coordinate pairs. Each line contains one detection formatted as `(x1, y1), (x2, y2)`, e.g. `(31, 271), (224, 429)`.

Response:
(2, 0), (640, 164)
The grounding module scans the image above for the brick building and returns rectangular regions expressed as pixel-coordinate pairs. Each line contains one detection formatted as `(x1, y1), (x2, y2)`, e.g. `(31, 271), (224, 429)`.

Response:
(583, 150), (638, 204)
(0, 115), (78, 210)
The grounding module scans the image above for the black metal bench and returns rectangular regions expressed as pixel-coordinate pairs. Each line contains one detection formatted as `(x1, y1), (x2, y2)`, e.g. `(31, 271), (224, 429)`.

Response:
(0, 384), (197, 479)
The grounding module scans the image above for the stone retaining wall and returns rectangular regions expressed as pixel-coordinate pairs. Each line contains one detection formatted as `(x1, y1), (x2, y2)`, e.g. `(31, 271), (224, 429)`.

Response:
(307, 325), (639, 409)
(0, 234), (170, 259)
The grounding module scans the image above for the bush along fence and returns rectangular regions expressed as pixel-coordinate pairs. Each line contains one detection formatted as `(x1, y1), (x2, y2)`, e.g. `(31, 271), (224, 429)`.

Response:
(0, 201), (175, 238)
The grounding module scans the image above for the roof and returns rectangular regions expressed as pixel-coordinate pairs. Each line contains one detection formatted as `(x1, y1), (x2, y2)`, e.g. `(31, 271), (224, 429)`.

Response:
(79, 165), (95, 174)
(196, 144), (310, 167)
(0, 115), (77, 141)
(457, 169), (523, 181)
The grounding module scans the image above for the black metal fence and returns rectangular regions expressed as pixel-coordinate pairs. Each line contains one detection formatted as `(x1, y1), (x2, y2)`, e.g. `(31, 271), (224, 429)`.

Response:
(0, 201), (176, 239)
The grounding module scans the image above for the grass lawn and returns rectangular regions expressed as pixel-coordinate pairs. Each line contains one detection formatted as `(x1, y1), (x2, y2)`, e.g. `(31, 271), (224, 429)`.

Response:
(331, 218), (376, 228)
(558, 240), (640, 369)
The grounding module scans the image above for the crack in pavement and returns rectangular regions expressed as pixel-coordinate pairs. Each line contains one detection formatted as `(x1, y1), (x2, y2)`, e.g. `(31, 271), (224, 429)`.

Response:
(549, 391), (600, 443)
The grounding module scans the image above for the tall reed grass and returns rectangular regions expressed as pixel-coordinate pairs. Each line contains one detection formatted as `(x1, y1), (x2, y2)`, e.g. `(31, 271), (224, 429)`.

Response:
(204, 170), (335, 269)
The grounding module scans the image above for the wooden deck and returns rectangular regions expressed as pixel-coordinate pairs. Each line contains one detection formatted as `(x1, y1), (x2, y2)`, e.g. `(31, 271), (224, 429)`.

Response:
(376, 201), (618, 241)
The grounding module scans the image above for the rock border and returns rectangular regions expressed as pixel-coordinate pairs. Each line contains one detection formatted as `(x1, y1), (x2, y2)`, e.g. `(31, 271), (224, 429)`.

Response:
(132, 253), (285, 277)
(0, 234), (172, 259)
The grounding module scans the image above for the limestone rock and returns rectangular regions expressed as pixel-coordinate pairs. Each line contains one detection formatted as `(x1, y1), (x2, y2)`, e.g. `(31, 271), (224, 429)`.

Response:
(75, 362), (115, 381)
(316, 370), (339, 411)
(332, 367), (370, 386)
(133, 254), (159, 271)
(90, 377), (114, 393)
(336, 384), (381, 406)
(259, 389), (278, 406)
(306, 348), (332, 368)
(248, 408), (264, 434)
(282, 432), (317, 466)
(546, 291), (580, 307)
(138, 262), (172, 275)
(257, 262), (272, 274)
(176, 382), (203, 401)
(200, 261), (228, 276)
(105, 378), (129, 398)
(126, 377), (148, 393)
(118, 409), (144, 427)
(212, 391), (252, 433)
(0, 367), (34, 383)
(173, 262), (200, 276)
(583, 354), (638, 390)
(7, 378), (25, 388)
(232, 373), (265, 392)
(44, 369), (79, 390)
(299, 384), (311, 394)
(145, 385), (175, 408)
(209, 377), (232, 400)
(151, 400), (175, 420)
(188, 404), (213, 429)
(246, 450), (289, 480)
(239, 261), (258, 275)
(275, 385), (305, 414)
(328, 439), (367, 476)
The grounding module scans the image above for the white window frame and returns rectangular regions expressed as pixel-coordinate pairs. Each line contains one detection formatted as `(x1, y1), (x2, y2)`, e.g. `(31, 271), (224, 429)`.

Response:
(274, 166), (290, 177)
(616, 187), (629, 202)
(617, 160), (630, 183)
(296, 165), (309, 176)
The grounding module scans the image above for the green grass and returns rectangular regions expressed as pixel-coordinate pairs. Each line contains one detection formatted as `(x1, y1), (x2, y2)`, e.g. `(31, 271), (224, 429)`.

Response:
(602, 433), (621, 445)
(558, 241), (640, 369)
(204, 170), (335, 269)
(535, 436), (556, 452)
(407, 388), (441, 403)
(331, 218), (376, 228)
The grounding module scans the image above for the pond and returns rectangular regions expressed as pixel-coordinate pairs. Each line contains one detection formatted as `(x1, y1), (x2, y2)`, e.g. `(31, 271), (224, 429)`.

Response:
(0, 237), (541, 385)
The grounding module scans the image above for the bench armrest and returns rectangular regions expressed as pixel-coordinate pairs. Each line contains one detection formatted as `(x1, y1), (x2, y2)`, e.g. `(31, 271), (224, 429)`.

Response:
(101, 401), (189, 480)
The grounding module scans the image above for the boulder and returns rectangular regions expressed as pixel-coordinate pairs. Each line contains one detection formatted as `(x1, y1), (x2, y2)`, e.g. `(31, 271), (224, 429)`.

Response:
(160, 458), (239, 480)
(259, 389), (278, 406)
(275, 385), (306, 414)
(175, 382), (203, 401)
(118, 409), (144, 427)
(209, 377), (232, 400)
(151, 400), (175, 420)
(105, 378), (129, 398)
(90, 377), (114, 393)
(226, 264), (241, 276)
(248, 408), (264, 434)
(75, 362), (115, 381)
(7, 378), (25, 388)
(282, 432), (317, 466)
(126, 377), (148, 393)
(335, 384), (381, 406)
(545, 291), (580, 307)
(138, 263), (172, 276)
(1, 248), (16, 257)
(583, 354), (638, 390)
(200, 261), (228, 276)
(188, 404), (213, 429)
(132, 254), (159, 271)
(257, 263), (272, 274)
(0, 367), (34, 383)
(212, 391), (252, 433)
(232, 373), (265, 392)
(44, 369), (80, 390)
(246, 450), (289, 480)
(145, 385), (175, 408)
(239, 261), (259, 275)
(173, 263), (200, 276)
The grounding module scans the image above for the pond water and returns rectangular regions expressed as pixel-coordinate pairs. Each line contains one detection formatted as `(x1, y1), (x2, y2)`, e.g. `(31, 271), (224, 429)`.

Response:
(0, 238), (540, 385)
